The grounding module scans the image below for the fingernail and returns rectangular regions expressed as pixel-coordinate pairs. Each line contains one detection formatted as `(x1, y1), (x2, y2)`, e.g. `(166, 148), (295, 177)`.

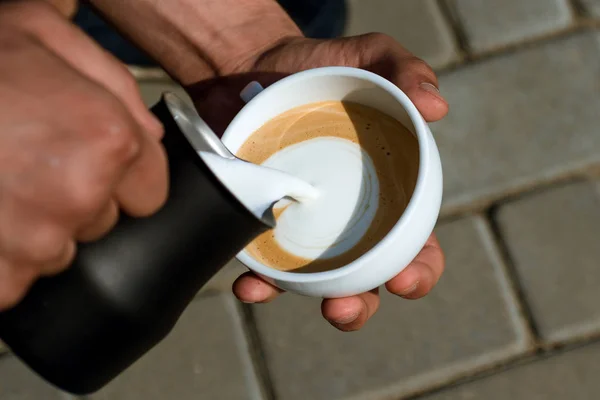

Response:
(398, 281), (419, 297)
(419, 82), (445, 102)
(332, 312), (360, 325)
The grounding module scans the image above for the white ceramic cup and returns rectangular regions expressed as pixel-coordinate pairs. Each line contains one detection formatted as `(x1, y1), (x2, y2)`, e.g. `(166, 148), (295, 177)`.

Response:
(221, 67), (443, 298)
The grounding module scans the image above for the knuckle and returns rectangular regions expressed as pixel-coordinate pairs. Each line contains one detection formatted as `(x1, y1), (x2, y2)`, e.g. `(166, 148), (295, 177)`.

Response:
(405, 56), (435, 77)
(110, 62), (141, 95)
(118, 68), (140, 92)
(408, 56), (432, 70)
(363, 32), (395, 46)
(40, 240), (75, 276)
(91, 111), (142, 164)
(67, 181), (106, 216)
(26, 227), (69, 264)
(76, 203), (119, 242)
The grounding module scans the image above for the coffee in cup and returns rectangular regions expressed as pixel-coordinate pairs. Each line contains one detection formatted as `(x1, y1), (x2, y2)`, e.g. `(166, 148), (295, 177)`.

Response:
(236, 100), (420, 273)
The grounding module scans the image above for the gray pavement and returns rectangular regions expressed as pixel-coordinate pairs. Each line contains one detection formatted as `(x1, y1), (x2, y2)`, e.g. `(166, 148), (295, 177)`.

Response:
(435, 31), (600, 215)
(496, 180), (600, 346)
(448, 0), (574, 53)
(420, 342), (600, 400)
(2, 1), (600, 399)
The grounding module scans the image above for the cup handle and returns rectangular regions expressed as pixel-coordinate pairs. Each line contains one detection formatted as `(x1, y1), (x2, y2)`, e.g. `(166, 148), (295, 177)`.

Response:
(240, 81), (265, 104)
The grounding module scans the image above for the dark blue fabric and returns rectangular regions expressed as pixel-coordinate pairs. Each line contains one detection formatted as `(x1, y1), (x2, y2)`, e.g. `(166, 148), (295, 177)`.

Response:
(74, 0), (347, 66)
(278, 0), (347, 39)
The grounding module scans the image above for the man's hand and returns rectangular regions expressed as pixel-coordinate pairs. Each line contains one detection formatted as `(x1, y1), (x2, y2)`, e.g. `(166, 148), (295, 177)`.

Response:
(189, 34), (448, 331)
(0, 1), (168, 310)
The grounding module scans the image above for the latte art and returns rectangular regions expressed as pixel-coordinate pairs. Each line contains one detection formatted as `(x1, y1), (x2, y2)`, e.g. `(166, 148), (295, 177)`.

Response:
(262, 137), (379, 260)
(237, 101), (419, 273)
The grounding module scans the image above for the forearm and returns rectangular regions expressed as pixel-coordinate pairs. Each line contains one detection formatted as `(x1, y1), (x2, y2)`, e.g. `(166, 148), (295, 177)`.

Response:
(89, 0), (302, 85)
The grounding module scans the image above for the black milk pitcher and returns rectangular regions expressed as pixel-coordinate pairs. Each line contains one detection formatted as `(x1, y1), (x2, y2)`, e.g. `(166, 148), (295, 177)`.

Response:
(0, 93), (274, 395)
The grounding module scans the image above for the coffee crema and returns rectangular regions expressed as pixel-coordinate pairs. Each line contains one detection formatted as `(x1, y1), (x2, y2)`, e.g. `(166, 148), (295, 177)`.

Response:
(236, 101), (419, 273)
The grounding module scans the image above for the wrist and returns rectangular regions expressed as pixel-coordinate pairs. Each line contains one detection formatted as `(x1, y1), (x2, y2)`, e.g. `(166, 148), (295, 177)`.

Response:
(204, 10), (303, 77)
(90, 0), (303, 85)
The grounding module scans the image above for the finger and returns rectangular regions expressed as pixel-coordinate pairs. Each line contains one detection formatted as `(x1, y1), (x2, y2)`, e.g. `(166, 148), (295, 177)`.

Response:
(115, 137), (169, 217)
(0, 193), (75, 276)
(385, 261), (436, 300)
(0, 205), (71, 267)
(232, 272), (284, 303)
(76, 199), (119, 242)
(420, 233), (445, 280)
(15, 1), (163, 138)
(0, 257), (37, 311)
(38, 238), (76, 276)
(394, 58), (449, 123)
(321, 288), (380, 332)
(386, 233), (445, 299)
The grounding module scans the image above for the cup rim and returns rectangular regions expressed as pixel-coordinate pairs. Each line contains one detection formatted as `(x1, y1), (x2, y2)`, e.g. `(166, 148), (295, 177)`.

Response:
(223, 66), (432, 283)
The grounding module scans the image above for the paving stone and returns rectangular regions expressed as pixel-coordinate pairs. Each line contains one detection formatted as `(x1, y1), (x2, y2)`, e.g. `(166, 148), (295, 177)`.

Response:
(448, 0), (574, 53)
(0, 353), (73, 399)
(345, 0), (459, 69)
(496, 180), (600, 344)
(581, 0), (600, 17)
(433, 32), (600, 215)
(138, 80), (191, 108)
(91, 294), (264, 400)
(252, 216), (531, 400)
(422, 341), (600, 400)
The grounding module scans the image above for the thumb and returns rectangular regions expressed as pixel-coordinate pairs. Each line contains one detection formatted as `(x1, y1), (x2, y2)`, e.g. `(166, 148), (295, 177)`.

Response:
(393, 60), (449, 122)
(407, 81), (449, 123)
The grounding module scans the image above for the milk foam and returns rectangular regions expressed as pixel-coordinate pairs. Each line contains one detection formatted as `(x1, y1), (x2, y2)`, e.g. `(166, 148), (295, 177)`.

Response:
(263, 137), (379, 259)
(198, 152), (319, 219)
(199, 136), (379, 261)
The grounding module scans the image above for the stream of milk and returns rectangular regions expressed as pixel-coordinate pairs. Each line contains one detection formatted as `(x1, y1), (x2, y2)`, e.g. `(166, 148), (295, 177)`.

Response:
(198, 152), (319, 218)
